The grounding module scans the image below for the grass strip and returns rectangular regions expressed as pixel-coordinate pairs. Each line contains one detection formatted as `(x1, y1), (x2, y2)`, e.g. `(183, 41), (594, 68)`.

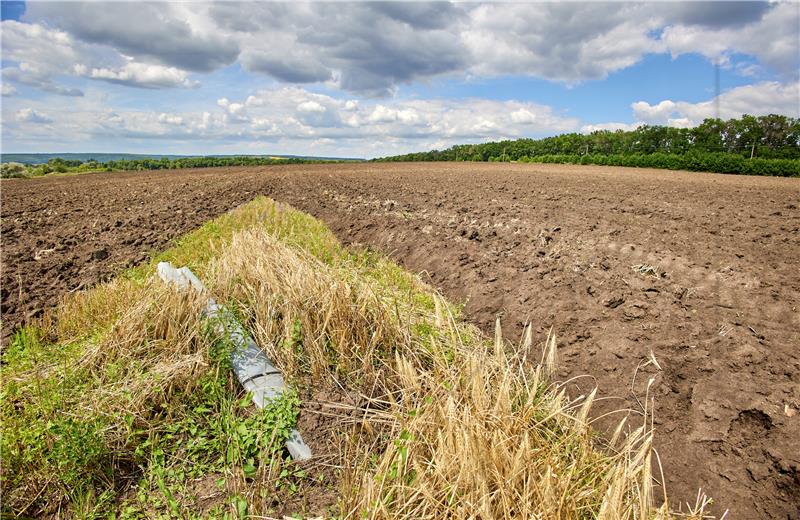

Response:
(1, 196), (715, 519)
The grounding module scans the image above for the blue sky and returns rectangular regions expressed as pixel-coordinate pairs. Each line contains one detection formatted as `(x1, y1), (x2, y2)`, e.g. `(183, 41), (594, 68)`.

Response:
(2, 1), (798, 158)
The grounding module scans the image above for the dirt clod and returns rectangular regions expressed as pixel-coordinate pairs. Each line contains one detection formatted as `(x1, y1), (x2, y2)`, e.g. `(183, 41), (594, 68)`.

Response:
(91, 249), (110, 261)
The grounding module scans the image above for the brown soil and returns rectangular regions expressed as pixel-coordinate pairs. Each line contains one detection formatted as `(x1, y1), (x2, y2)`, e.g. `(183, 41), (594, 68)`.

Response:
(2, 163), (798, 519)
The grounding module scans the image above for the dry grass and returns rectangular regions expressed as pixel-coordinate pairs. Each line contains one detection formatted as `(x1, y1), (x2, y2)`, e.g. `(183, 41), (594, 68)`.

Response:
(207, 227), (712, 519)
(631, 264), (666, 279)
(1, 197), (716, 518)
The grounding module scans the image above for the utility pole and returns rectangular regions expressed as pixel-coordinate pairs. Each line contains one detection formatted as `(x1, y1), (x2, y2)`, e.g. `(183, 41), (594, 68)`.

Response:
(714, 62), (721, 120)
(750, 142), (755, 159)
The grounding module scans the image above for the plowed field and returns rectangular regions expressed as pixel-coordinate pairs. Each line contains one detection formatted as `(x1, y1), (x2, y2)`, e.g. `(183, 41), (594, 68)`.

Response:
(2, 162), (798, 519)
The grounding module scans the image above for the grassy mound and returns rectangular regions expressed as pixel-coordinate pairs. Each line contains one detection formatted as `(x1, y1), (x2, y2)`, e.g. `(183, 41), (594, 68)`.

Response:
(2, 197), (713, 518)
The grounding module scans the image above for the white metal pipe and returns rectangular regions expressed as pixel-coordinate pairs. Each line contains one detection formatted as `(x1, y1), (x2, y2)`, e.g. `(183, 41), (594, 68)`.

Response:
(157, 261), (311, 461)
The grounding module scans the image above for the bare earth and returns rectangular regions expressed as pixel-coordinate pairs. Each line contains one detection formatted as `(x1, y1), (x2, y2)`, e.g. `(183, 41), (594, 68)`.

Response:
(2, 163), (798, 519)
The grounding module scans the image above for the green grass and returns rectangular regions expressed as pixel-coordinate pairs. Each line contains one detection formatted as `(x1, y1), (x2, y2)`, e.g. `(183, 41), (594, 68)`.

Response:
(2, 197), (335, 518)
(1, 196), (436, 518)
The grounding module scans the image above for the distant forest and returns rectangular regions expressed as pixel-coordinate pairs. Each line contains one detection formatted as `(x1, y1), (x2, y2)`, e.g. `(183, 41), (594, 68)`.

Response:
(1, 152), (363, 165)
(377, 114), (800, 176)
(0, 155), (361, 178)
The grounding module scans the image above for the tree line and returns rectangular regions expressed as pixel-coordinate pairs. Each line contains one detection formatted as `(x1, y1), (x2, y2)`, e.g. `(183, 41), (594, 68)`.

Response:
(376, 114), (800, 176)
(1, 155), (353, 178)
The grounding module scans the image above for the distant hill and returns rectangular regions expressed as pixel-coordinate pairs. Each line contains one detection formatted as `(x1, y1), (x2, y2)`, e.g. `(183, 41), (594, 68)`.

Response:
(1, 152), (364, 165)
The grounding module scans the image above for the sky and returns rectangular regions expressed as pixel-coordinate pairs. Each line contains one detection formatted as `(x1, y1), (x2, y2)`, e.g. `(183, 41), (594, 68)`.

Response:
(1, 1), (798, 159)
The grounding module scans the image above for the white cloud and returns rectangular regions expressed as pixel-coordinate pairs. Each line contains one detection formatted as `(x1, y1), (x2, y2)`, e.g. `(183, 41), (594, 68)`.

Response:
(2, 66), (84, 97)
(2, 2), (797, 158)
(661, 2), (799, 78)
(579, 81), (800, 133)
(15, 108), (53, 124)
(368, 105), (398, 124)
(297, 100), (326, 114)
(1, 19), (201, 93)
(227, 2), (467, 95)
(158, 113), (184, 126)
(80, 62), (198, 89)
(464, 3), (666, 83)
(510, 109), (538, 125)
(472, 119), (498, 133)
(250, 118), (281, 135)
(366, 106), (422, 125)
(632, 81), (800, 125)
(1, 21), (85, 96)
(216, 97), (250, 124)
(666, 117), (693, 128)
(581, 122), (642, 133)
(23, 2), (239, 73)
(396, 109), (421, 125)
(5, 2), (797, 96)
(2, 83), (17, 97)
(1, 86), (580, 157)
(631, 100), (681, 122)
(463, 2), (795, 85)
(1, 20), (78, 72)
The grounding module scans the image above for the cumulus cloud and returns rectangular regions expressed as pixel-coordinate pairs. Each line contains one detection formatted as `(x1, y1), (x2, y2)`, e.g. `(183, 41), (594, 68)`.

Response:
(1, 19), (201, 93)
(510, 109), (538, 125)
(228, 2), (468, 95)
(2, 83), (18, 97)
(297, 100), (326, 114)
(217, 97), (248, 122)
(464, 2), (796, 83)
(75, 62), (199, 89)
(661, 1), (771, 28)
(4, 78), (796, 157)
(15, 108), (53, 124)
(1, 86), (580, 156)
(242, 53), (333, 84)
(1, 20), (85, 96)
(631, 81), (800, 125)
(580, 122), (643, 133)
(13, 79), (798, 154)
(367, 105), (421, 125)
(2, 66), (84, 97)
(1, 20), (78, 72)
(25, 2), (239, 72)
(3, 1), (798, 157)
(464, 3), (662, 83)
(7, 1), (797, 95)
(158, 113), (184, 126)
(582, 81), (799, 134)
(661, 2), (799, 75)
(366, 2), (465, 30)
(259, 1), (773, 87)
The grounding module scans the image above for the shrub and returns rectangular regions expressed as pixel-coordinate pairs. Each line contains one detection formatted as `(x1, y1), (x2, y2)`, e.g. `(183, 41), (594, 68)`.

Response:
(0, 162), (29, 178)
(513, 153), (800, 177)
